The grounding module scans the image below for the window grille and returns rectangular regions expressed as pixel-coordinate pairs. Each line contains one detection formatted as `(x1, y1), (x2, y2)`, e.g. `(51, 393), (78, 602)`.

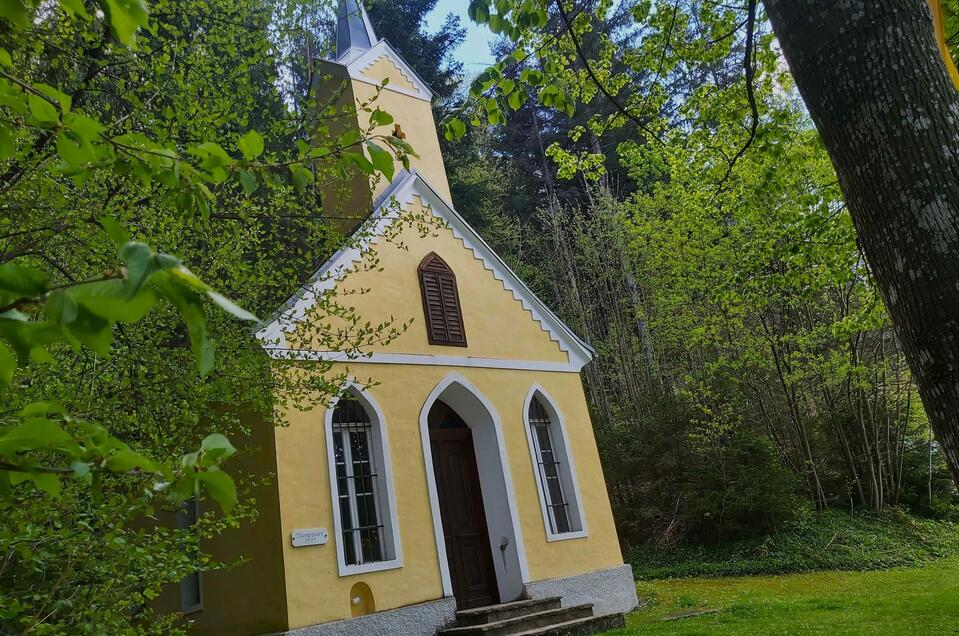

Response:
(332, 399), (387, 566)
(528, 397), (572, 534)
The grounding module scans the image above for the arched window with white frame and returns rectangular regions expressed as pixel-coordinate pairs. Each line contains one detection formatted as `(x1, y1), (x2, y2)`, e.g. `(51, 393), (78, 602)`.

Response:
(523, 386), (587, 541)
(326, 386), (402, 576)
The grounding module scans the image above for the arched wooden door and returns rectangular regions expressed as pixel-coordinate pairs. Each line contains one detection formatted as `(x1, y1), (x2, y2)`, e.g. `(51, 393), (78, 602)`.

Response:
(428, 401), (499, 610)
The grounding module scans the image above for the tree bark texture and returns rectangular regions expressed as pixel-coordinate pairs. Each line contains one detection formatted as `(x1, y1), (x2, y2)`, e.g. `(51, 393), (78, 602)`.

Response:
(765, 0), (959, 487)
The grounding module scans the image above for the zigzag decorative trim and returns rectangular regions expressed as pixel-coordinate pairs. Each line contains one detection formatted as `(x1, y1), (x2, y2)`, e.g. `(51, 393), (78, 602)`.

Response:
(255, 172), (593, 370)
(358, 53), (419, 93)
(403, 195), (569, 355)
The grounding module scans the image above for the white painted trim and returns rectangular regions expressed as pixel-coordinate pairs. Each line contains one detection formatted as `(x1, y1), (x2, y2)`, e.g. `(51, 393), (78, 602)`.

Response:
(522, 384), (589, 543)
(255, 170), (595, 371)
(418, 373), (531, 600)
(346, 40), (433, 101)
(325, 381), (404, 578)
(263, 349), (580, 373)
(418, 381), (453, 598)
(349, 74), (431, 102)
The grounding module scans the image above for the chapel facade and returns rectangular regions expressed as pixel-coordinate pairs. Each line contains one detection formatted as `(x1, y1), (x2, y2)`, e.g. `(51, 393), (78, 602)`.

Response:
(160, 2), (638, 633)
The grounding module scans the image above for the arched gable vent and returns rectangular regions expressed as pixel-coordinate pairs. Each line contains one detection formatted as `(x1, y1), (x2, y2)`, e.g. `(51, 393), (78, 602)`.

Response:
(418, 252), (467, 347)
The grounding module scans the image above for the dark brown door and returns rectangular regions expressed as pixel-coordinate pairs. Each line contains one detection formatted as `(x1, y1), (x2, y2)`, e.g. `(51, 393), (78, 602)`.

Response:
(430, 425), (499, 609)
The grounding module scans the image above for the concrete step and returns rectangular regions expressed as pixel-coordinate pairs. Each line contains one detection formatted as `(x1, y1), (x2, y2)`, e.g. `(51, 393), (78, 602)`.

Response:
(511, 613), (626, 636)
(455, 598), (563, 626)
(438, 604), (594, 636)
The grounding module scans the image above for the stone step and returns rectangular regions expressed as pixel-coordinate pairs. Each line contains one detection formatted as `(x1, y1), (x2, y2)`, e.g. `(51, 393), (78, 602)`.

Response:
(455, 598), (563, 626)
(510, 613), (626, 636)
(438, 604), (594, 636)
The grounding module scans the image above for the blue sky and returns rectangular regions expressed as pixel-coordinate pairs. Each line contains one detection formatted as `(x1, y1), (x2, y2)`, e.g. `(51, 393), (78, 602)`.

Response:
(424, 0), (497, 68)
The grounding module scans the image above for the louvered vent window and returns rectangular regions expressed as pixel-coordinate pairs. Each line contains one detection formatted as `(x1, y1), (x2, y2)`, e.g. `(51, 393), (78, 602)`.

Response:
(418, 252), (467, 347)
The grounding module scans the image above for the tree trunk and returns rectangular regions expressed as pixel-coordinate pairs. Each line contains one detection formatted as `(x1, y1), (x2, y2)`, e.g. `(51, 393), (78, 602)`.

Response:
(765, 0), (959, 487)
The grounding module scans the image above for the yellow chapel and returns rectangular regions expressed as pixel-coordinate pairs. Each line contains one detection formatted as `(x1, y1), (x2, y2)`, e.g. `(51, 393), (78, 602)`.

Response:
(166, 1), (638, 633)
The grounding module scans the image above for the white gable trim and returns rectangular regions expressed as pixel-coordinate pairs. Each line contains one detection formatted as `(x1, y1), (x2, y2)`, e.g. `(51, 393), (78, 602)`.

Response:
(255, 170), (595, 371)
(263, 349), (580, 373)
(345, 40), (433, 102)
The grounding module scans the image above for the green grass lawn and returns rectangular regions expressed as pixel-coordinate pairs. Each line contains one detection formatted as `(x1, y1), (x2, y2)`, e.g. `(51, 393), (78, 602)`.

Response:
(606, 559), (959, 635)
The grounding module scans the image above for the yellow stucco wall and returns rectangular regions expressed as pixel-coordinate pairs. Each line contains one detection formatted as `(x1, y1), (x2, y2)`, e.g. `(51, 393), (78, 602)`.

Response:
(288, 199), (569, 364)
(352, 70), (452, 202)
(275, 365), (624, 630)
(269, 39), (622, 633)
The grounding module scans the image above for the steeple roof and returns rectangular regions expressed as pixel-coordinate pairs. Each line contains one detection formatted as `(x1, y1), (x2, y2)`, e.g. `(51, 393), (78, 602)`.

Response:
(336, 0), (378, 64)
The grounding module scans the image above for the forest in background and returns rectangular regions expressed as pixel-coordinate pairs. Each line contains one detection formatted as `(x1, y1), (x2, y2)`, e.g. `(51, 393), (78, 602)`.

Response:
(365, 0), (959, 548)
(1, 0), (958, 632)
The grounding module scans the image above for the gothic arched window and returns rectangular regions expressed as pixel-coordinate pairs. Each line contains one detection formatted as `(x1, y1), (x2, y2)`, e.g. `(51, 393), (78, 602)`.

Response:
(418, 252), (467, 347)
(327, 388), (402, 575)
(524, 388), (587, 540)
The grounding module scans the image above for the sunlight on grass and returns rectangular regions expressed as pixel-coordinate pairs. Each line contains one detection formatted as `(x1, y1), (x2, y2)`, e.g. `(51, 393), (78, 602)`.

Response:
(606, 559), (959, 635)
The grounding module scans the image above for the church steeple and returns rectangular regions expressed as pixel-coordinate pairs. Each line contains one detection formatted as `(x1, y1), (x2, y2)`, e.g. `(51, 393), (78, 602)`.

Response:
(336, 0), (378, 64)
(315, 0), (451, 232)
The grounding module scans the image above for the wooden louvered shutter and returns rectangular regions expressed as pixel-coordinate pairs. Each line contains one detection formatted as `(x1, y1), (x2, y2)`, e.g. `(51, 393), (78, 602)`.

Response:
(418, 253), (467, 346)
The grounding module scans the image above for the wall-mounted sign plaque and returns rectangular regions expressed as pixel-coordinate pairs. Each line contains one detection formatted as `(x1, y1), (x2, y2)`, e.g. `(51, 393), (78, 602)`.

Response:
(291, 528), (328, 547)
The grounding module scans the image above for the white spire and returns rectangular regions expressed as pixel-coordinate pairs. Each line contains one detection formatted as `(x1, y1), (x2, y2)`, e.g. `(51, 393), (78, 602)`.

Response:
(336, 0), (378, 64)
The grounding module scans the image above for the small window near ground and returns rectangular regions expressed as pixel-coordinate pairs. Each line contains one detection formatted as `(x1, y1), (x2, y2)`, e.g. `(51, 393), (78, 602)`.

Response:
(526, 392), (586, 539)
(329, 391), (401, 574)
(177, 498), (203, 614)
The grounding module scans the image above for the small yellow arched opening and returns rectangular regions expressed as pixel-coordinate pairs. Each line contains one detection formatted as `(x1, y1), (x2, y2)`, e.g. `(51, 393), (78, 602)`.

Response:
(349, 582), (375, 617)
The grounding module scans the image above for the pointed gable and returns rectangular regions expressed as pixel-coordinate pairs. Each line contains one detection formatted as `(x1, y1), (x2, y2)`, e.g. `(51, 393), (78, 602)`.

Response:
(256, 172), (594, 372)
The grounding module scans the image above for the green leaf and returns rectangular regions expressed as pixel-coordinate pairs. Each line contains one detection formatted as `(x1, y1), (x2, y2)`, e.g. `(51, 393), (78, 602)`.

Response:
(197, 468), (236, 513)
(0, 122), (13, 160)
(105, 448), (156, 472)
(71, 460), (91, 479)
(152, 273), (214, 376)
(99, 216), (131, 246)
(56, 134), (94, 171)
(290, 165), (311, 193)
(342, 151), (373, 175)
(67, 279), (157, 323)
(59, 0), (90, 18)
(237, 130), (264, 160)
(0, 0), (29, 28)
(0, 341), (14, 393)
(18, 401), (65, 417)
(443, 118), (467, 141)
(63, 305), (112, 355)
(366, 142), (394, 181)
(120, 241), (152, 296)
(206, 291), (258, 322)
(0, 263), (49, 306)
(468, 0), (489, 23)
(238, 170), (258, 194)
(45, 289), (78, 325)
(0, 418), (73, 455)
(119, 241), (179, 298)
(34, 84), (71, 114)
(65, 113), (105, 142)
(188, 141), (233, 172)
(508, 89), (523, 111)
(199, 433), (236, 465)
(27, 94), (59, 127)
(99, 0), (149, 46)
(29, 472), (61, 497)
(370, 109), (393, 127)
